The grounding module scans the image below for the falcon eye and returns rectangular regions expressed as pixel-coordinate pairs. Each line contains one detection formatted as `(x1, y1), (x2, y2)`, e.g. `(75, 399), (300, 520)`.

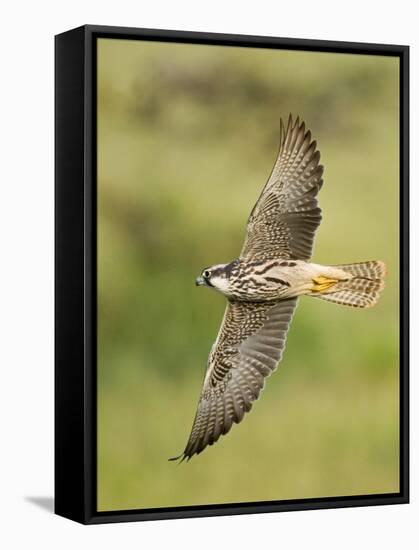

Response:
(203, 270), (211, 278)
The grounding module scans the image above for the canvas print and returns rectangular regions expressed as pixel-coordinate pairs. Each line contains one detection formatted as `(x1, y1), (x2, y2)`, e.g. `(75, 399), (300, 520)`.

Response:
(97, 38), (399, 512)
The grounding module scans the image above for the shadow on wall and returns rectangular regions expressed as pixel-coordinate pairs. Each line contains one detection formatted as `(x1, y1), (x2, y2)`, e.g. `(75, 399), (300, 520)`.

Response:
(25, 496), (54, 514)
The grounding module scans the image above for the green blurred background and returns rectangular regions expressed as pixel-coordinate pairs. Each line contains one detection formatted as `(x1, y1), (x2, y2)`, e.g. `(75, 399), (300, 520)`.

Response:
(97, 39), (399, 512)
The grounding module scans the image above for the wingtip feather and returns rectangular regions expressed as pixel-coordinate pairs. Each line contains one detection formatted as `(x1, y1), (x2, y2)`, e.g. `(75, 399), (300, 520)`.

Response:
(168, 453), (188, 464)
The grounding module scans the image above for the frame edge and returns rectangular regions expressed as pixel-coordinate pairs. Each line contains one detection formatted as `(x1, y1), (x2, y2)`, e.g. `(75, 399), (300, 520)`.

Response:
(55, 25), (89, 525)
(55, 24), (409, 525)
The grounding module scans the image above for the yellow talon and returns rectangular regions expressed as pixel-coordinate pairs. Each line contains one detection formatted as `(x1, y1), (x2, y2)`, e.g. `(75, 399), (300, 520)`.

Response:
(312, 276), (338, 292)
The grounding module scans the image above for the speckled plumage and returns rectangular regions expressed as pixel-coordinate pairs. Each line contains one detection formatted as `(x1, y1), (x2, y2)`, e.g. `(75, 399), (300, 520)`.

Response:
(170, 115), (386, 462)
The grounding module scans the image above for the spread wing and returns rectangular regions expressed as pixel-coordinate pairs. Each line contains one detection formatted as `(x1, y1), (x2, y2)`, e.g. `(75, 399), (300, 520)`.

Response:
(240, 115), (324, 261)
(170, 297), (298, 461)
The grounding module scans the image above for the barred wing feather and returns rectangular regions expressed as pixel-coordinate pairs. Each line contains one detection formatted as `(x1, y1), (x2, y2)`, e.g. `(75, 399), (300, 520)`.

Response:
(241, 115), (324, 262)
(170, 298), (298, 461)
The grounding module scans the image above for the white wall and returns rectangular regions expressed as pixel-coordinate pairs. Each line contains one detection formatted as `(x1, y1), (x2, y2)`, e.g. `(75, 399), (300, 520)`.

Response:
(1, 1), (416, 548)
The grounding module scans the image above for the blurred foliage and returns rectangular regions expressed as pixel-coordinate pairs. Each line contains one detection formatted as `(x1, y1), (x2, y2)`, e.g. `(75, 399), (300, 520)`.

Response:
(97, 39), (400, 511)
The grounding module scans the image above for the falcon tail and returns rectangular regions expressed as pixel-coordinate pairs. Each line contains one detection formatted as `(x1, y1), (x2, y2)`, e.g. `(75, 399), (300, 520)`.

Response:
(310, 260), (386, 308)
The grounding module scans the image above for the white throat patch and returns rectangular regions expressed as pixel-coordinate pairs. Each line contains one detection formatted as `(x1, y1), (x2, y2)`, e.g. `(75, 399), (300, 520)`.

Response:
(209, 275), (230, 294)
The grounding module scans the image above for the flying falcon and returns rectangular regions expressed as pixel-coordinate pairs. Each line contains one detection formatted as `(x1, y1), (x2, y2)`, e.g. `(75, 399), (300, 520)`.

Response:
(170, 115), (386, 462)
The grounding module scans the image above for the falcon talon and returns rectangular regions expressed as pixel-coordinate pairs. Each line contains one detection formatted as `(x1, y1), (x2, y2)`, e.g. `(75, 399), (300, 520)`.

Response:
(311, 276), (339, 292)
(171, 114), (386, 462)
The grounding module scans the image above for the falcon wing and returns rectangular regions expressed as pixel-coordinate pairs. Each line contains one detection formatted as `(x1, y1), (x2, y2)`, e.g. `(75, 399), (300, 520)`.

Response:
(241, 115), (324, 261)
(170, 297), (298, 461)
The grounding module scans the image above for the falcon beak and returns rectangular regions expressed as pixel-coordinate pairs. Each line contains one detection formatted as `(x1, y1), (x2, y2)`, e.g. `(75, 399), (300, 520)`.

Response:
(195, 276), (206, 286)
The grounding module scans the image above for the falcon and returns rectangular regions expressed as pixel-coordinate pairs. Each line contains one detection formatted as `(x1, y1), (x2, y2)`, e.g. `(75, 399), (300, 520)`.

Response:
(170, 115), (386, 462)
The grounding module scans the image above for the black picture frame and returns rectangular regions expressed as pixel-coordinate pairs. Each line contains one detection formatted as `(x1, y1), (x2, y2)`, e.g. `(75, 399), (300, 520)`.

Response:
(55, 24), (409, 524)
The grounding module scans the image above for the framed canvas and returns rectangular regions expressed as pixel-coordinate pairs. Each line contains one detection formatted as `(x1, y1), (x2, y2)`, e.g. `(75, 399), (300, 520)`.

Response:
(55, 25), (409, 524)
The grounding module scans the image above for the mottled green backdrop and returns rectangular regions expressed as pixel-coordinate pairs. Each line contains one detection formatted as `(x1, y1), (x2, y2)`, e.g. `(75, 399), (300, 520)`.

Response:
(97, 38), (399, 511)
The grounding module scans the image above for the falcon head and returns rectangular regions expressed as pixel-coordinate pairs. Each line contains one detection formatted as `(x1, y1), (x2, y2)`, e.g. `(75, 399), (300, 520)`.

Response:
(195, 260), (239, 296)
